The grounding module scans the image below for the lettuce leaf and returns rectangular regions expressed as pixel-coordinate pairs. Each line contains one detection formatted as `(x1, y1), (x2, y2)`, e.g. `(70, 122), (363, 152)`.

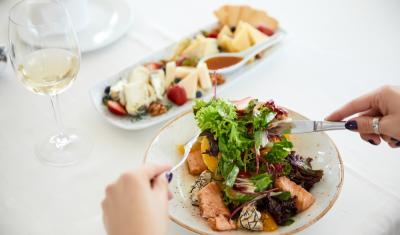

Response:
(250, 173), (272, 192)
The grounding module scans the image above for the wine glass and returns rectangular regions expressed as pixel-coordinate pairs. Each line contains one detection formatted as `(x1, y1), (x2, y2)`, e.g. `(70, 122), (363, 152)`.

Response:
(8, 0), (92, 166)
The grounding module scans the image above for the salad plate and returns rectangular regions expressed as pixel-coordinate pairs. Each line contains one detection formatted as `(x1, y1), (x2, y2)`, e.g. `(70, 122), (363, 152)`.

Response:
(145, 102), (344, 234)
(89, 5), (286, 130)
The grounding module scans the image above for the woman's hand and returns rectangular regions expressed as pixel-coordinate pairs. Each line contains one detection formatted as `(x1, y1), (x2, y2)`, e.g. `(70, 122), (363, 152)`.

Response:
(102, 163), (171, 235)
(326, 85), (400, 147)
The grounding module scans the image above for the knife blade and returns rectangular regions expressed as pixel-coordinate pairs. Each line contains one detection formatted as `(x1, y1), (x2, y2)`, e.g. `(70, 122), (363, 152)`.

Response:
(269, 120), (346, 135)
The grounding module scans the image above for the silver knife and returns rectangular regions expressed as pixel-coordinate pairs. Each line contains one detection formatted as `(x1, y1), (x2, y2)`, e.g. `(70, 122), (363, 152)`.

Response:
(269, 120), (346, 135)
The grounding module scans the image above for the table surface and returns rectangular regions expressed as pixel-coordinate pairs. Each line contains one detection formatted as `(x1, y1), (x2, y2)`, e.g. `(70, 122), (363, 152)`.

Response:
(1, 0), (400, 234)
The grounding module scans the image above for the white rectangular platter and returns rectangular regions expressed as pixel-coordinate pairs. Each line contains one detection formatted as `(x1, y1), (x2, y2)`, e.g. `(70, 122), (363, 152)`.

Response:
(89, 23), (286, 130)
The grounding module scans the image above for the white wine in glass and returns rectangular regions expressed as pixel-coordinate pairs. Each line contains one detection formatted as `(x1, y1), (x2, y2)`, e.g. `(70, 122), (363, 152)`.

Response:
(8, 0), (92, 166)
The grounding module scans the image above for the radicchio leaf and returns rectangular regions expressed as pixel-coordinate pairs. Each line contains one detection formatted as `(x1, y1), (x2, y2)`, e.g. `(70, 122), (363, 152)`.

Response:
(257, 193), (297, 225)
(200, 131), (219, 156)
(286, 151), (323, 191)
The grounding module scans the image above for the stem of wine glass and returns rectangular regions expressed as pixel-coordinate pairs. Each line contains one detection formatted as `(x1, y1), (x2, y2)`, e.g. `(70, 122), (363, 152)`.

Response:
(49, 95), (69, 149)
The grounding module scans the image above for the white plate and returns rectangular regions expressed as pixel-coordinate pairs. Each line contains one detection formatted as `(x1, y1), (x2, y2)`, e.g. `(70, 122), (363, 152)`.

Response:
(78, 0), (133, 53)
(145, 110), (344, 235)
(89, 24), (286, 130)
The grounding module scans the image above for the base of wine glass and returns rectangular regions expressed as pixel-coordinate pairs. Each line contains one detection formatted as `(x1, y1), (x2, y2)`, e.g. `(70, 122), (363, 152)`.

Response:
(35, 129), (92, 167)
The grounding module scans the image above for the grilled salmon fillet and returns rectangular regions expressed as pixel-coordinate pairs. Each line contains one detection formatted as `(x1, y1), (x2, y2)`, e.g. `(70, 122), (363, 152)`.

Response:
(274, 176), (315, 212)
(208, 214), (237, 231)
(198, 182), (230, 218)
(187, 150), (208, 175)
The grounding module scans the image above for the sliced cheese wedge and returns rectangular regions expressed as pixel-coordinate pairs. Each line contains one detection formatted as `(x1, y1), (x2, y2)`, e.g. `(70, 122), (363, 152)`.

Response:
(110, 79), (127, 104)
(203, 38), (219, 57)
(217, 34), (235, 52)
(197, 62), (212, 90)
(150, 69), (165, 100)
(128, 66), (150, 84)
(165, 61), (176, 89)
(146, 83), (157, 105)
(232, 27), (251, 52)
(175, 66), (196, 78)
(178, 70), (198, 99)
(219, 25), (233, 38)
(241, 21), (268, 45)
(182, 34), (207, 58)
(124, 82), (148, 115)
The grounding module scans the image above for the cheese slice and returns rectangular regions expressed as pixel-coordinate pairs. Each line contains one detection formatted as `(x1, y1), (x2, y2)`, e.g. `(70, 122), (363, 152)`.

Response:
(203, 38), (219, 57)
(232, 26), (252, 52)
(197, 62), (212, 90)
(234, 21), (247, 38)
(165, 61), (176, 89)
(128, 66), (150, 84)
(242, 21), (268, 45)
(219, 25), (233, 38)
(175, 66), (196, 78)
(150, 69), (165, 100)
(146, 83), (157, 105)
(182, 34), (207, 58)
(217, 25), (233, 48)
(110, 79), (127, 104)
(178, 70), (198, 99)
(170, 38), (191, 60)
(217, 34), (235, 52)
(124, 82), (148, 115)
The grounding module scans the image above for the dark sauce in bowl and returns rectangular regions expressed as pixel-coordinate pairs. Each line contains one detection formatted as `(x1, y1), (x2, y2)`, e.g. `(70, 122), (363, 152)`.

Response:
(205, 56), (242, 70)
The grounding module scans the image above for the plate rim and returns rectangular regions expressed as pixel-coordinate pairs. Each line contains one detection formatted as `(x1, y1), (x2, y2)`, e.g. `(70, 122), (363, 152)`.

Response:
(80, 0), (133, 53)
(143, 109), (344, 235)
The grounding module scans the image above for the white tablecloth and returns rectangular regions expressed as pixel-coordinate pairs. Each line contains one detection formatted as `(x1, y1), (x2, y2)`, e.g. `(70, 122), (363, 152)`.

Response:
(1, 0), (399, 234)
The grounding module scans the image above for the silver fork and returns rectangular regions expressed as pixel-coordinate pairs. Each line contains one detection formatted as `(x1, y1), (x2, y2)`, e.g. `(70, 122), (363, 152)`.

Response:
(165, 130), (201, 183)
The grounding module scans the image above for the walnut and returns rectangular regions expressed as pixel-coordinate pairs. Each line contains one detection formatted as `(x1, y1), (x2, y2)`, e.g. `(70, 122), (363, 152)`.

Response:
(148, 102), (167, 116)
(211, 73), (225, 85)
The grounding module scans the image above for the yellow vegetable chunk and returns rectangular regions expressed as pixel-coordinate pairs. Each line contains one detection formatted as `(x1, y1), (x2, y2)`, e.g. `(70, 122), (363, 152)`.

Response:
(177, 144), (185, 156)
(191, 141), (202, 152)
(284, 134), (291, 140)
(261, 212), (278, 231)
(200, 136), (218, 173)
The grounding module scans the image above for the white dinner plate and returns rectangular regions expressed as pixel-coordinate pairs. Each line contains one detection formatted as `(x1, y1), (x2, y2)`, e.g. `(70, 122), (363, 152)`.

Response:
(144, 110), (344, 235)
(78, 0), (133, 53)
(89, 23), (286, 130)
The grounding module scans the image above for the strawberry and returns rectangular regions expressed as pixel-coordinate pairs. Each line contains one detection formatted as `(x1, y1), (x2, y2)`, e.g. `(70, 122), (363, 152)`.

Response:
(167, 85), (187, 106)
(175, 56), (186, 66)
(107, 100), (127, 116)
(145, 62), (163, 71)
(207, 31), (219, 38)
(257, 26), (274, 36)
(206, 28), (220, 38)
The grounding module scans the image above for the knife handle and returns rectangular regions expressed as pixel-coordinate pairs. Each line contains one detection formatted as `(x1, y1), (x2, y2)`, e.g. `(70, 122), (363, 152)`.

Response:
(315, 121), (346, 132)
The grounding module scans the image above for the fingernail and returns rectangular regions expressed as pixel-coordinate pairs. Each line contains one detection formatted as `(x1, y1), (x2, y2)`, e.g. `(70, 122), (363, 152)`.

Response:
(345, 120), (358, 130)
(166, 172), (173, 183)
(391, 137), (399, 142)
(396, 141), (400, 147)
(368, 139), (377, 145)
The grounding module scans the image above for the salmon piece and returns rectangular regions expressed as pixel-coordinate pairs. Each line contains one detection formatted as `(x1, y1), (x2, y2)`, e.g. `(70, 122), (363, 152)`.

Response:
(274, 176), (315, 212)
(198, 182), (230, 218)
(187, 150), (208, 175)
(208, 214), (236, 231)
